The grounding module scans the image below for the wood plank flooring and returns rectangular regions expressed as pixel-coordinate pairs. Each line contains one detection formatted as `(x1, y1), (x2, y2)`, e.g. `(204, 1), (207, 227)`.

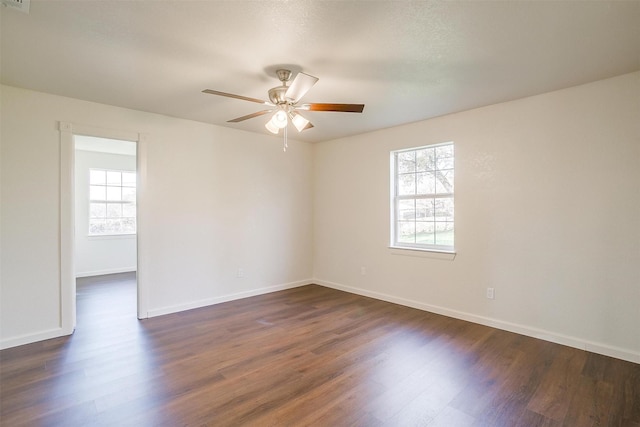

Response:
(1, 273), (639, 426)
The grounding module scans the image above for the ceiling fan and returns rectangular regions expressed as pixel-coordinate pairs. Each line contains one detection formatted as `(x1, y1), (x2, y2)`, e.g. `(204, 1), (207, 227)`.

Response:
(203, 69), (364, 149)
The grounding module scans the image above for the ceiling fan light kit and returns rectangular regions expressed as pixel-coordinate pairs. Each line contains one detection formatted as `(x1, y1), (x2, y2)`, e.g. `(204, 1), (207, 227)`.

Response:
(290, 112), (310, 132)
(203, 69), (364, 151)
(264, 119), (279, 135)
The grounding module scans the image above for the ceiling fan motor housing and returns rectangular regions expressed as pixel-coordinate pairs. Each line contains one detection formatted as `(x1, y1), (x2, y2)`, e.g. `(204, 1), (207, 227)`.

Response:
(268, 86), (289, 105)
(269, 69), (294, 105)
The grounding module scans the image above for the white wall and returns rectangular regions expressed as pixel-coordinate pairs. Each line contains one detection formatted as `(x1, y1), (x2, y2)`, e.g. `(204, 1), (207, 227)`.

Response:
(1, 85), (314, 347)
(313, 72), (640, 363)
(2, 73), (639, 363)
(74, 149), (137, 277)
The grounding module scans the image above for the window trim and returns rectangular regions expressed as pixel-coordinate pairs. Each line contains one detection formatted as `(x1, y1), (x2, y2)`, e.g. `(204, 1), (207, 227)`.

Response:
(388, 246), (456, 259)
(390, 142), (455, 253)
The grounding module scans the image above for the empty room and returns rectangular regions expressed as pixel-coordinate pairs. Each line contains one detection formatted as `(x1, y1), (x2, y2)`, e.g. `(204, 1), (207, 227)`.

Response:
(1, 1), (639, 426)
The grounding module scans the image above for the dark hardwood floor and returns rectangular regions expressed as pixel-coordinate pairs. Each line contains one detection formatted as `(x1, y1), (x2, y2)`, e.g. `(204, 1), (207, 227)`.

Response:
(1, 273), (639, 426)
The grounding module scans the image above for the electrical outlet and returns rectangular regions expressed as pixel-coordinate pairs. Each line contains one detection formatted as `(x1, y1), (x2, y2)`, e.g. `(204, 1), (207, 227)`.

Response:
(360, 266), (366, 275)
(486, 287), (495, 299)
(237, 268), (244, 278)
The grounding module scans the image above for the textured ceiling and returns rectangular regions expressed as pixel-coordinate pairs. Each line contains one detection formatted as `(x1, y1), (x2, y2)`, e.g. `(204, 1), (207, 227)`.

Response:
(1, 1), (639, 143)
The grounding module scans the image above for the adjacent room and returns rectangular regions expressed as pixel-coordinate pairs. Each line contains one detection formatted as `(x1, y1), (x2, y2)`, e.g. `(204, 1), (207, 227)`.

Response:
(1, 1), (639, 425)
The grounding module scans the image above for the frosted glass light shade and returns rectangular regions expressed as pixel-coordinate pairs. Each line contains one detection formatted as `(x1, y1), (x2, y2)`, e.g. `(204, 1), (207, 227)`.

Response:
(265, 120), (279, 134)
(273, 110), (288, 128)
(291, 113), (310, 132)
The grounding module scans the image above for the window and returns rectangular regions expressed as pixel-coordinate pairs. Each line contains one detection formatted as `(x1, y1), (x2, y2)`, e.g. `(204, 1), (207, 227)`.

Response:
(391, 142), (454, 252)
(88, 169), (136, 235)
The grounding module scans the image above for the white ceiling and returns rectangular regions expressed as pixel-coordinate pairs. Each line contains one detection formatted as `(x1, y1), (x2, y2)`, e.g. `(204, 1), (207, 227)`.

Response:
(1, 1), (639, 143)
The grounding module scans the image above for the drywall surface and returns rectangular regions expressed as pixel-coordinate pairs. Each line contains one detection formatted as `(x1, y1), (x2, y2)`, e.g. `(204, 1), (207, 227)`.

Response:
(313, 72), (640, 362)
(1, 85), (313, 347)
(74, 149), (137, 277)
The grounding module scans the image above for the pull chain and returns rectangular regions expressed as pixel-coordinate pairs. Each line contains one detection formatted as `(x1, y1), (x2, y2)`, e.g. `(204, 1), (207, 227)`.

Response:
(283, 125), (288, 152)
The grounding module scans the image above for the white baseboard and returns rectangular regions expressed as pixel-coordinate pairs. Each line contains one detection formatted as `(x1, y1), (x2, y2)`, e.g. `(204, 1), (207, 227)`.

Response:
(1, 279), (310, 350)
(6, 279), (637, 365)
(314, 278), (640, 365)
(147, 278), (313, 318)
(75, 267), (137, 278)
(1, 327), (68, 350)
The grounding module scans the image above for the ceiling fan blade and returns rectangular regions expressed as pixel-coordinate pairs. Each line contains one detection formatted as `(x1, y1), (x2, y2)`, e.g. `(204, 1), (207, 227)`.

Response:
(302, 122), (314, 131)
(285, 72), (319, 103)
(300, 103), (365, 113)
(203, 89), (271, 105)
(227, 110), (273, 123)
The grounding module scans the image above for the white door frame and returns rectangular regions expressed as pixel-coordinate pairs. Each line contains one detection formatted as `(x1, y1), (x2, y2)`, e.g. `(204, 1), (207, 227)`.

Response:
(59, 122), (149, 334)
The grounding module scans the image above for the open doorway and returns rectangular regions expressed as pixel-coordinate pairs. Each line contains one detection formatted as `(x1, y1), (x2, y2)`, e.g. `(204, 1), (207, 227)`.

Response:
(73, 135), (138, 321)
(59, 122), (148, 334)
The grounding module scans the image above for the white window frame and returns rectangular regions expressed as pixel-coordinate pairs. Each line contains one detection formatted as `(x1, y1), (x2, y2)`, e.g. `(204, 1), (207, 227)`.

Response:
(88, 168), (137, 236)
(390, 142), (455, 253)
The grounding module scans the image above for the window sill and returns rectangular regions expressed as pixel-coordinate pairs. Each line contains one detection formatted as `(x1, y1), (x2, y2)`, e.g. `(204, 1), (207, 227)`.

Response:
(87, 234), (136, 240)
(388, 246), (456, 260)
